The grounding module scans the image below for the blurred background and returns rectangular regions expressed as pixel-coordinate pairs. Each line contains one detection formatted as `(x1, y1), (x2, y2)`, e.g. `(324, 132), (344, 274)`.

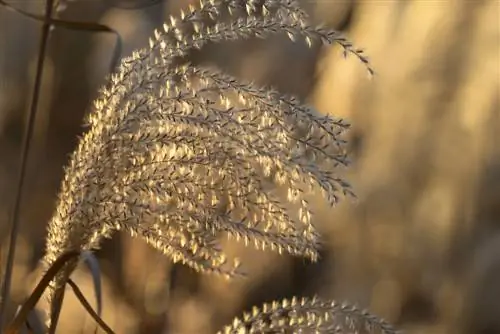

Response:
(0, 0), (499, 333)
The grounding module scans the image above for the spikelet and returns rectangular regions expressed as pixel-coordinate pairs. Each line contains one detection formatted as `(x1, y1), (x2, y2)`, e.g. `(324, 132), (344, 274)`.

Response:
(42, 0), (372, 324)
(218, 296), (399, 334)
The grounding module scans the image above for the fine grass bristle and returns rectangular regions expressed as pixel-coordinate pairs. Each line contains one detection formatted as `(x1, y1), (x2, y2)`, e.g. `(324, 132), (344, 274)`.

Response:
(32, 0), (391, 333)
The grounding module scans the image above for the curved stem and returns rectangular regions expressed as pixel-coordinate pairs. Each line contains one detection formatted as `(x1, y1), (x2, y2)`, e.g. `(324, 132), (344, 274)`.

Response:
(4, 251), (80, 334)
(67, 279), (115, 334)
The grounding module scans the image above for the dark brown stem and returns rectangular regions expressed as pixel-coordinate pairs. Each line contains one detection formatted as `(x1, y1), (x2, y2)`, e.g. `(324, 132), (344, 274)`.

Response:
(0, 0), (55, 329)
(67, 279), (115, 334)
(4, 251), (80, 334)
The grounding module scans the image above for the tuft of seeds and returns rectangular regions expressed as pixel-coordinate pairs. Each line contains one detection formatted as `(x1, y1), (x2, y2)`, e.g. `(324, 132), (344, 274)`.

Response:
(218, 296), (399, 334)
(42, 0), (372, 328)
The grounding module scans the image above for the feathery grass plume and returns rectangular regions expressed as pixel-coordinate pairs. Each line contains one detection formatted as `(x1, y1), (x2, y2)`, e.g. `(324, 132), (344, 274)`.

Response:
(218, 296), (399, 334)
(41, 0), (372, 326)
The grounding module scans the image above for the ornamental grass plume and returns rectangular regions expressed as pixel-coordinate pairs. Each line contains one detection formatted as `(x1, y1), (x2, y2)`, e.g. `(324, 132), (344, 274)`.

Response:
(39, 0), (385, 332)
(219, 296), (398, 334)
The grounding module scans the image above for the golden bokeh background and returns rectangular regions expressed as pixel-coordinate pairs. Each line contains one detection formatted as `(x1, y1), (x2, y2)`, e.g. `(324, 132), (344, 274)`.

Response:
(0, 0), (499, 333)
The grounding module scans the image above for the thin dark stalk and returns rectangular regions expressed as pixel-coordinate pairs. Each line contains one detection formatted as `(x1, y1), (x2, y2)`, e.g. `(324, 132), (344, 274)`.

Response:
(0, 0), (123, 73)
(67, 279), (115, 334)
(4, 251), (80, 334)
(48, 282), (66, 334)
(0, 0), (55, 329)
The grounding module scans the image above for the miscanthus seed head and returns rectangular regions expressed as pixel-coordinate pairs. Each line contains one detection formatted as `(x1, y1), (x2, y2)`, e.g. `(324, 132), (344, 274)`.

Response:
(42, 0), (371, 323)
(219, 296), (399, 334)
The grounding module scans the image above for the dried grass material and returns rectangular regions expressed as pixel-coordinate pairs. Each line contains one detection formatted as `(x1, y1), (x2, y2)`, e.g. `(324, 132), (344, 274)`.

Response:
(42, 0), (371, 328)
(219, 296), (398, 334)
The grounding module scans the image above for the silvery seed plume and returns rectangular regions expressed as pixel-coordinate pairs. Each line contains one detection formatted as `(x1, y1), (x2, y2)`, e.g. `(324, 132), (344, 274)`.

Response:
(218, 296), (399, 334)
(42, 0), (371, 322)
